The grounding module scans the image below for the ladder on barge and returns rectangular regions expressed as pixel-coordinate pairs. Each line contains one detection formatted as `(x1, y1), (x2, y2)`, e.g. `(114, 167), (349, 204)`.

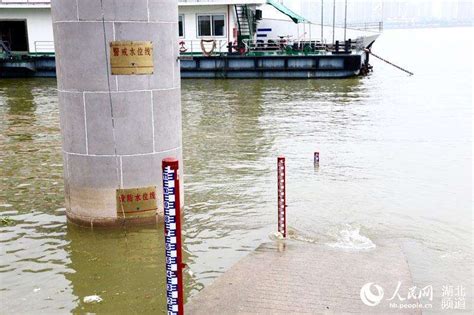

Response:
(235, 5), (256, 49)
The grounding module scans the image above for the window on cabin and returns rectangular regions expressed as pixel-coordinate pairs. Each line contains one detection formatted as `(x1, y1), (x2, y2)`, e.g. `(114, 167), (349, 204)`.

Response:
(212, 15), (225, 36)
(178, 15), (184, 37)
(197, 14), (225, 37)
(197, 15), (211, 36)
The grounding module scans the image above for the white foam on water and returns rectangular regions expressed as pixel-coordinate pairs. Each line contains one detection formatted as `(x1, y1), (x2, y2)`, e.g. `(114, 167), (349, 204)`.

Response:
(440, 250), (470, 260)
(268, 231), (285, 240)
(186, 268), (194, 277)
(268, 227), (321, 245)
(327, 225), (376, 250)
(83, 295), (103, 304)
(16, 183), (31, 188)
(289, 233), (319, 244)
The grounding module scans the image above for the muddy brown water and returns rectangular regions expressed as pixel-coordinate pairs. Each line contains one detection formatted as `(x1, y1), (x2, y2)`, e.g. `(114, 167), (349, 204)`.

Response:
(0, 27), (472, 313)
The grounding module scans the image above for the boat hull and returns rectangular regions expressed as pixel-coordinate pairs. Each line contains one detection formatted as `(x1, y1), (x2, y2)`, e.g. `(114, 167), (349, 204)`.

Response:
(1, 52), (368, 79)
(180, 53), (364, 79)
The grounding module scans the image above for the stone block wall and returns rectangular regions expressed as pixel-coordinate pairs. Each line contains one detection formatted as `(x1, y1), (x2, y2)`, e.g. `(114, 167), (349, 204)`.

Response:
(51, 0), (182, 227)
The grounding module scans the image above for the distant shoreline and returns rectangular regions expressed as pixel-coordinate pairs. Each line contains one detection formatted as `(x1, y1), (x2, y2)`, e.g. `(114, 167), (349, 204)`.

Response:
(382, 21), (472, 30)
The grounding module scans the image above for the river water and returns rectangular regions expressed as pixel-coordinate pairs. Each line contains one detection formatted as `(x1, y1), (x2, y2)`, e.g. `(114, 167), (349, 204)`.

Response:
(0, 27), (472, 314)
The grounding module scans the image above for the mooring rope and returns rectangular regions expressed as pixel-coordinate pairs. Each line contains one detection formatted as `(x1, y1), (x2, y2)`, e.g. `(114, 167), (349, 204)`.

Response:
(364, 48), (414, 76)
(200, 39), (216, 56)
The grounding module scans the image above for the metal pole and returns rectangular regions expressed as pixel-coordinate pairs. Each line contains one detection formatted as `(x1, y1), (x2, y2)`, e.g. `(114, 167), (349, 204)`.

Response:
(277, 156), (286, 238)
(321, 0), (324, 42)
(332, 0), (336, 44)
(381, 0), (384, 25)
(297, 24), (300, 42)
(314, 152), (320, 167)
(309, 22), (312, 43)
(162, 158), (184, 315)
(344, 0), (347, 42)
(304, 23), (307, 43)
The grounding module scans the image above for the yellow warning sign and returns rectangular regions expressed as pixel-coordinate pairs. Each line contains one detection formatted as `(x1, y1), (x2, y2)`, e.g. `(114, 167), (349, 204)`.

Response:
(110, 41), (154, 75)
(116, 186), (158, 217)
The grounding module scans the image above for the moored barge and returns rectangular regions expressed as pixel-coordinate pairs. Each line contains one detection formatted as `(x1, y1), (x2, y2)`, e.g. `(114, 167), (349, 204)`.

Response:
(0, 0), (380, 78)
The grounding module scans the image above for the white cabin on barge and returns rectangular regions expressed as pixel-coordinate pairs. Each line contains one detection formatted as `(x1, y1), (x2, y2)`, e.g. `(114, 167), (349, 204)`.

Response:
(0, 0), (297, 54)
(0, 0), (379, 55)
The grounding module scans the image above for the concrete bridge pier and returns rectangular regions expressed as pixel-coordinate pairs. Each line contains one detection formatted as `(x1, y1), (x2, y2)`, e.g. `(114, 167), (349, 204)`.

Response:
(51, 0), (183, 227)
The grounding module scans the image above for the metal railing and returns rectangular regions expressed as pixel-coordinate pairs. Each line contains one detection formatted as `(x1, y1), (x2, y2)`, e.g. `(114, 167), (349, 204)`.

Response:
(0, 0), (51, 4)
(178, 0), (221, 2)
(336, 21), (383, 33)
(0, 0), (265, 4)
(0, 40), (11, 52)
(0, 40), (12, 59)
(178, 0), (265, 3)
(178, 39), (229, 56)
(33, 41), (54, 53)
(242, 37), (363, 54)
(0, 0), (264, 4)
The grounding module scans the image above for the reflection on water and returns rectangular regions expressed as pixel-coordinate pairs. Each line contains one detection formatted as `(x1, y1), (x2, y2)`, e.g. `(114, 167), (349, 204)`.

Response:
(0, 27), (472, 313)
(0, 79), (71, 313)
(66, 226), (184, 314)
(4, 80), (36, 142)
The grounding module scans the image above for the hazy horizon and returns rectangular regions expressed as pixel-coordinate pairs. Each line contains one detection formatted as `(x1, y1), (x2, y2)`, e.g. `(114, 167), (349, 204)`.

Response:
(280, 0), (473, 26)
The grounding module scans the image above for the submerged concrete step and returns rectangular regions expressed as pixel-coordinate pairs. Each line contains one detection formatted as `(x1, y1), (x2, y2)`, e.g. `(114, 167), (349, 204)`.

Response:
(186, 240), (420, 314)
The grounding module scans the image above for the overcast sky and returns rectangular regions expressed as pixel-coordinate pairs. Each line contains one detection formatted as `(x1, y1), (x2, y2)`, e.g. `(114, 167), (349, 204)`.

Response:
(280, 0), (472, 24)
